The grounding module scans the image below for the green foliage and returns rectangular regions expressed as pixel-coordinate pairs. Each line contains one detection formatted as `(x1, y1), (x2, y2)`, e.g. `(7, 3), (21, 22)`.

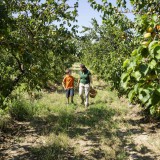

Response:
(121, 40), (160, 115)
(118, 1), (160, 116)
(88, 0), (160, 32)
(0, 0), (79, 107)
(9, 99), (35, 121)
(88, 0), (133, 30)
(88, 0), (160, 117)
(0, 109), (10, 130)
(79, 22), (136, 90)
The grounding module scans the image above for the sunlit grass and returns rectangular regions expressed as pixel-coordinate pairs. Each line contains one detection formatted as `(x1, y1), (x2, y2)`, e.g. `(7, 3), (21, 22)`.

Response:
(24, 86), (131, 159)
(1, 62), (160, 160)
(28, 80), (131, 159)
(0, 63), (141, 159)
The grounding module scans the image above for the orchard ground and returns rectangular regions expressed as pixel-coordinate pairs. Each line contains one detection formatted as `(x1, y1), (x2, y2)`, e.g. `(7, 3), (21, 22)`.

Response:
(0, 63), (160, 160)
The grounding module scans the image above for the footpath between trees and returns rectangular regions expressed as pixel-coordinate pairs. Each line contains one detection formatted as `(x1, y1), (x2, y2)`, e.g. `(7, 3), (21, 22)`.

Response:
(0, 63), (160, 160)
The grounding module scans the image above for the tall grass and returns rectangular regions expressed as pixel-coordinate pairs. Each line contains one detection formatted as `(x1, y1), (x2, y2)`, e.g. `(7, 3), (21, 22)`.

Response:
(31, 133), (72, 160)
(0, 109), (11, 130)
(9, 99), (34, 121)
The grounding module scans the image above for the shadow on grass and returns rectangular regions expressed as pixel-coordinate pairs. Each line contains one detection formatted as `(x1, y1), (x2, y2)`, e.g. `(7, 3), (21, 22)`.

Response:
(77, 106), (115, 126)
(31, 144), (80, 160)
(30, 104), (116, 136)
(3, 103), (158, 160)
(109, 118), (159, 160)
(28, 104), (117, 159)
(33, 105), (157, 160)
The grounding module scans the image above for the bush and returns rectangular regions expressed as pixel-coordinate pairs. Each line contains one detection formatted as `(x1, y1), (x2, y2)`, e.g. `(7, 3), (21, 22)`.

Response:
(31, 133), (71, 160)
(0, 109), (10, 130)
(9, 99), (34, 121)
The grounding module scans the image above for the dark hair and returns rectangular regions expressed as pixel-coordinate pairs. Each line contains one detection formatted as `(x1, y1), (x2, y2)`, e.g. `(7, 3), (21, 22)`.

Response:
(80, 64), (86, 69)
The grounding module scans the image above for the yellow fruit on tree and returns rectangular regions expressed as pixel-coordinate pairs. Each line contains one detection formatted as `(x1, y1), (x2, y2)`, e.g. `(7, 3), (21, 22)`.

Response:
(146, 27), (153, 33)
(51, 31), (56, 35)
(156, 24), (160, 31)
(141, 41), (149, 47)
(144, 33), (151, 38)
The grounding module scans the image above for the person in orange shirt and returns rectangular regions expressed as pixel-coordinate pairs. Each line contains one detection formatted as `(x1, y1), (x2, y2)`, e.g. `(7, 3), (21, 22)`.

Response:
(62, 69), (74, 104)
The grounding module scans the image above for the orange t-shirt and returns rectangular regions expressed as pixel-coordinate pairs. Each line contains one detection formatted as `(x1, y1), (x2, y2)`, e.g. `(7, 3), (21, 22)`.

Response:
(63, 75), (74, 89)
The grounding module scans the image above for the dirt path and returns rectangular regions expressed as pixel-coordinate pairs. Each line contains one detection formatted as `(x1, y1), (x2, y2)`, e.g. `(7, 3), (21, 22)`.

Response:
(1, 102), (160, 160)
(0, 121), (41, 160)
(122, 106), (160, 160)
(1, 64), (160, 160)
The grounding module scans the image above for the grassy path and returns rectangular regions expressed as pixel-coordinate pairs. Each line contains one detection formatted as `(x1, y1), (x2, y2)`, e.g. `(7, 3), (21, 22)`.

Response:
(1, 63), (160, 160)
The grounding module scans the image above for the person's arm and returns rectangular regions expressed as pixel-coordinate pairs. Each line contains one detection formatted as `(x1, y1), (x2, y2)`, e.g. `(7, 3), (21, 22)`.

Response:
(89, 75), (92, 84)
(77, 78), (80, 87)
(62, 82), (66, 90)
(77, 71), (81, 87)
(89, 71), (93, 88)
(62, 78), (66, 90)
(73, 77), (75, 88)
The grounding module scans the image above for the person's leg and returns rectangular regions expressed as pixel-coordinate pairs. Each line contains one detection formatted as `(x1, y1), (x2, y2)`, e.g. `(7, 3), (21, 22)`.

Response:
(71, 96), (73, 103)
(79, 83), (84, 104)
(70, 88), (74, 103)
(66, 89), (69, 104)
(84, 84), (90, 107)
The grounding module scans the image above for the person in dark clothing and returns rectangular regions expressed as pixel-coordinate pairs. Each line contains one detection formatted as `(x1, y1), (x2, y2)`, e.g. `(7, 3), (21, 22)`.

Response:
(77, 64), (92, 107)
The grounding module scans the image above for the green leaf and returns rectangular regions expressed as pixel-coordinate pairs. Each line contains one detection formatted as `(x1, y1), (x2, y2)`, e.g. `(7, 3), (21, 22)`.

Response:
(155, 46), (160, 59)
(152, 15), (158, 22)
(131, 49), (138, 56)
(102, 0), (107, 3)
(145, 99), (152, 108)
(138, 88), (151, 104)
(137, 46), (143, 54)
(127, 61), (136, 71)
(152, 92), (160, 106)
(155, 85), (160, 96)
(121, 72), (129, 81)
(128, 90), (135, 102)
(149, 59), (157, 69)
(134, 83), (141, 93)
(150, 106), (156, 115)
(121, 73), (130, 90)
(139, 64), (149, 75)
(137, 46), (149, 57)
(141, 47), (149, 57)
(123, 59), (130, 68)
(148, 41), (158, 52)
(132, 71), (141, 81)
